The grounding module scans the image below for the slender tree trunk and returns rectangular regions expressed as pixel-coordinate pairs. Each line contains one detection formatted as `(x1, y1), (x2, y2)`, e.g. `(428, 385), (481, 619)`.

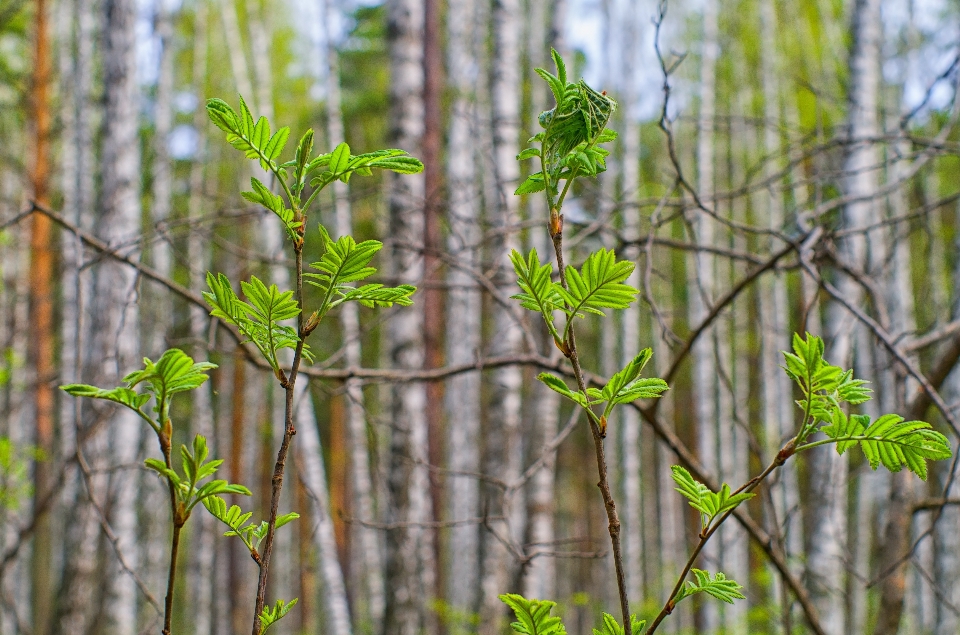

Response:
(522, 0), (562, 601)
(320, 0), (385, 624)
(619, 0), (644, 606)
(756, 2), (804, 631)
(811, 2), (881, 633)
(295, 386), (353, 635)
(56, 0), (98, 630)
(383, 2), (434, 634)
(481, 1), (526, 631)
(99, 0), (143, 631)
(28, 0), (54, 628)
(691, 1), (720, 630)
(444, 0), (483, 621)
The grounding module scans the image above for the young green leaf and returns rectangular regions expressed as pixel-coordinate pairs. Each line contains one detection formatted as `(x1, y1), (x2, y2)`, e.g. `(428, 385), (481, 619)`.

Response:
(858, 414), (951, 480)
(592, 612), (645, 635)
(240, 177), (301, 242)
(500, 593), (567, 635)
(557, 248), (638, 322)
(515, 172), (546, 195)
(675, 569), (746, 605)
(597, 348), (669, 410)
(509, 249), (563, 336)
(537, 373), (588, 408)
(258, 598), (298, 635)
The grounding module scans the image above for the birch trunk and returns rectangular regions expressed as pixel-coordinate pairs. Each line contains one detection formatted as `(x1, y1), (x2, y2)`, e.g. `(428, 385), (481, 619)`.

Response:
(935, 199), (960, 635)
(618, 0), (644, 607)
(56, 0), (99, 630)
(186, 5), (217, 632)
(99, 0), (143, 630)
(444, 0), (483, 620)
(383, 2), (434, 633)
(522, 0), (561, 601)
(295, 385), (353, 635)
(812, 2), (881, 632)
(322, 0), (385, 622)
(481, 1), (526, 630)
(756, 4), (804, 630)
(691, 1), (720, 630)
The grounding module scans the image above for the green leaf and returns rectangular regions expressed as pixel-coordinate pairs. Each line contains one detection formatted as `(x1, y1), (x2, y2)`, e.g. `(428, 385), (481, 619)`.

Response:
(60, 384), (151, 414)
(338, 284), (417, 308)
(592, 612), (645, 635)
(515, 172), (546, 195)
(537, 373), (587, 408)
(240, 177), (300, 242)
(204, 273), (309, 371)
(206, 96), (286, 173)
(500, 593), (567, 635)
(305, 225), (413, 317)
(557, 248), (638, 320)
(292, 129), (314, 192)
(258, 598), (298, 635)
(670, 466), (753, 526)
(859, 414), (952, 480)
(144, 458), (181, 485)
(675, 569), (747, 605)
(517, 148), (541, 161)
(601, 348), (669, 407)
(509, 249), (563, 333)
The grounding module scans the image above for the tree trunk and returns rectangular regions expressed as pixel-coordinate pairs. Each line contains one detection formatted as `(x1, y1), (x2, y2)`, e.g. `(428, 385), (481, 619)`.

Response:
(444, 0), (483, 620)
(99, 0), (143, 631)
(812, 2), (881, 633)
(522, 0), (561, 601)
(383, 2), (435, 634)
(28, 0), (54, 628)
(320, 0), (386, 624)
(295, 386), (354, 635)
(481, 1), (526, 631)
(691, 0), (719, 630)
(756, 2), (804, 631)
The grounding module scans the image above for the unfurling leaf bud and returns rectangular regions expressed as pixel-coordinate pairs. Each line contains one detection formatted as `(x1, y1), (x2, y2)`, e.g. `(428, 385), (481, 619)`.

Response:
(549, 208), (563, 238)
(599, 414), (607, 438)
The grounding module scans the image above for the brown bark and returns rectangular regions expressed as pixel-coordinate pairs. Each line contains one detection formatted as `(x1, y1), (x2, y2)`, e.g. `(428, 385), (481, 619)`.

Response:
(28, 0), (55, 632)
(422, 0), (445, 602)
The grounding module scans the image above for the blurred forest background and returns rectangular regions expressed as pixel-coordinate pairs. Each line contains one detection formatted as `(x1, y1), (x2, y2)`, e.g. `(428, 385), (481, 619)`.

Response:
(3, 0), (960, 633)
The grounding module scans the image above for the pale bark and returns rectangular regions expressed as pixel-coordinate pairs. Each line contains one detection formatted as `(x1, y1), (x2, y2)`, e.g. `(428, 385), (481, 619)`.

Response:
(100, 0), (143, 629)
(383, 2), (434, 634)
(322, 0), (385, 621)
(55, 0), (98, 630)
(444, 0), (483, 619)
(295, 386), (353, 635)
(481, 0), (526, 630)
(187, 5), (216, 633)
(618, 0), (644, 606)
(756, 4), (804, 631)
(692, 0), (720, 630)
(522, 0), (561, 601)
(934, 200), (960, 635)
(812, 1), (881, 632)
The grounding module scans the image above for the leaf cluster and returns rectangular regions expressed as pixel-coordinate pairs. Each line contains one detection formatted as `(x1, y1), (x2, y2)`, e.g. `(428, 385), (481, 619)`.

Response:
(203, 273), (313, 378)
(258, 598), (298, 635)
(784, 333), (951, 480)
(673, 569), (746, 606)
(515, 49), (618, 198)
(539, 349), (667, 419)
(305, 225), (416, 323)
(670, 466), (753, 532)
(510, 248), (639, 346)
(62, 348), (216, 434)
(500, 594), (644, 635)
(145, 435), (251, 522)
(203, 495), (299, 559)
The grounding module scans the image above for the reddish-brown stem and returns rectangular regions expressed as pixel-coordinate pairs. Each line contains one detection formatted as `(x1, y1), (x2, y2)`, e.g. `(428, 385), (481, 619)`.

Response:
(252, 247), (306, 635)
(549, 223), (632, 635)
(645, 438), (798, 635)
(160, 430), (183, 635)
